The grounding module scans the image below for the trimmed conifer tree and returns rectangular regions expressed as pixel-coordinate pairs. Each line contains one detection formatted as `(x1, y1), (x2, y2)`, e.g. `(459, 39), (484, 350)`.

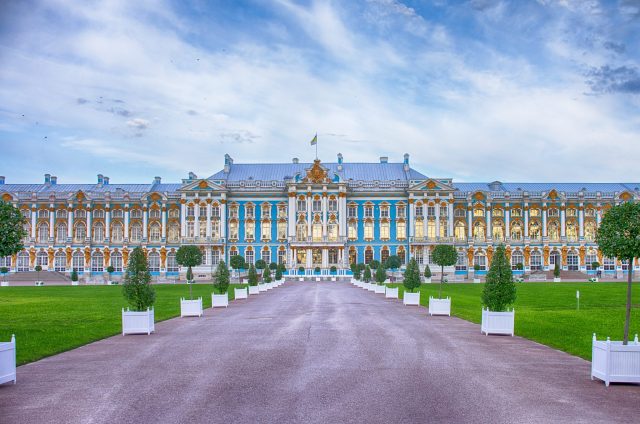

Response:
(481, 245), (516, 312)
(275, 266), (283, 281)
(424, 264), (431, 279)
(553, 262), (560, 278)
(213, 261), (230, 294)
(403, 258), (421, 293)
(263, 267), (272, 284)
(363, 265), (372, 283)
(247, 264), (258, 286)
(375, 263), (386, 284)
(122, 247), (156, 311)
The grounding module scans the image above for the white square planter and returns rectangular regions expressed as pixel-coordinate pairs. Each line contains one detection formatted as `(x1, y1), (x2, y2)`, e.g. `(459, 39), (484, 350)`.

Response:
(35, 281), (44, 286)
(385, 287), (399, 299)
(266, 282), (274, 290)
(424, 277), (432, 283)
(0, 335), (16, 385)
(366, 283), (376, 292)
(331, 277), (337, 281)
(108, 281), (118, 285)
(553, 277), (561, 283)
(235, 287), (248, 299)
(248, 285), (260, 295)
(481, 308), (514, 336)
(315, 277), (321, 282)
(403, 292), (420, 306)
(180, 297), (203, 317)
(71, 281), (79, 286)
(212, 293), (229, 308)
(374, 285), (386, 294)
(592, 334), (640, 386)
(473, 278), (481, 283)
(429, 297), (451, 316)
(1, 281), (8, 287)
(258, 284), (268, 292)
(298, 277), (304, 282)
(122, 308), (155, 335)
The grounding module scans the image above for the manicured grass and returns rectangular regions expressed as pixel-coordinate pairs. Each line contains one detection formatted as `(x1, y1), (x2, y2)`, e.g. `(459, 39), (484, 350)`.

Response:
(0, 284), (246, 365)
(389, 281), (640, 360)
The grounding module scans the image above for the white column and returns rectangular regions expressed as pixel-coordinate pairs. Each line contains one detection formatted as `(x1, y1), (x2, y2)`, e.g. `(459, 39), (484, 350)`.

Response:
(560, 207), (566, 237)
(30, 206), (36, 238)
(49, 206), (54, 239)
(194, 202), (200, 238)
(447, 202), (454, 237)
(180, 202), (186, 237)
(542, 206), (548, 237)
(86, 207), (92, 240)
(486, 204), (491, 240)
(142, 207), (148, 240)
(306, 194), (312, 237)
(124, 207), (130, 240)
(524, 206), (529, 237)
(596, 207), (602, 227)
(206, 202), (212, 238)
(505, 207), (510, 240)
(322, 194), (327, 237)
(288, 194), (296, 237)
(306, 248), (312, 269)
(467, 207), (472, 238)
(220, 199), (227, 239)
(161, 204), (167, 239)
(322, 248), (328, 268)
(409, 200), (415, 237)
(435, 202), (440, 239)
(579, 207), (584, 238)
(67, 207), (73, 239)
(339, 194), (347, 237)
(105, 205), (111, 241)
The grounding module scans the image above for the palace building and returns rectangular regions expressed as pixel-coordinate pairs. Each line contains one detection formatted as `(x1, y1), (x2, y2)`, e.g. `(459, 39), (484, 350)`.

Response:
(0, 153), (637, 279)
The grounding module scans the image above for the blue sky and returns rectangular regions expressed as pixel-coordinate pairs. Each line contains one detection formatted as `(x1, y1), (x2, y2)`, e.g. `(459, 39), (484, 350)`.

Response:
(0, 0), (639, 184)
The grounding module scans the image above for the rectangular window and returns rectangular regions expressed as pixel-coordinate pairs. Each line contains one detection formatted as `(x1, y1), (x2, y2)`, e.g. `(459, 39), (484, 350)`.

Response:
(229, 222), (238, 239)
(261, 222), (271, 240)
(397, 205), (406, 218)
(297, 200), (306, 211)
(261, 249), (271, 264)
(415, 206), (423, 217)
(328, 199), (338, 212)
(229, 207), (238, 219)
(211, 206), (220, 218)
(427, 206), (436, 217)
(278, 249), (286, 265)
(313, 199), (322, 212)
(245, 205), (254, 219)
(364, 206), (373, 218)
(396, 221), (406, 240)
(380, 207), (389, 218)
(364, 222), (373, 239)
(380, 222), (390, 239)
(262, 205), (271, 218)
(348, 221), (357, 240)
(348, 205), (357, 218)
(277, 221), (287, 240)
(245, 223), (254, 240)
(211, 250), (220, 266)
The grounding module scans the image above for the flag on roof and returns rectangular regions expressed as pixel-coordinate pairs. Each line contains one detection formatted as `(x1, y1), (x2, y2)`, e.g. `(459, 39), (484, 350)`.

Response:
(310, 134), (317, 145)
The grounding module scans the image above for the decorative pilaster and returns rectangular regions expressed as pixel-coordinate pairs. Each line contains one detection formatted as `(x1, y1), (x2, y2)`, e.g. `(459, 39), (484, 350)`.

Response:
(124, 205), (130, 240)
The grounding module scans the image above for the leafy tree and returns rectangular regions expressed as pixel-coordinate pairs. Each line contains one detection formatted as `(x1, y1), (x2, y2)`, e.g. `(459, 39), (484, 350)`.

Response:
(363, 265), (372, 283)
(481, 245), (516, 312)
(553, 262), (560, 278)
(432, 244), (458, 299)
(516, 262), (524, 271)
(353, 266), (361, 280)
(298, 266), (305, 275)
(424, 264), (432, 279)
(275, 266), (283, 281)
(374, 264), (386, 284)
(213, 261), (230, 294)
(122, 247), (155, 311)
(35, 265), (42, 282)
(176, 245), (202, 299)
(350, 263), (357, 274)
(330, 265), (337, 274)
(230, 255), (245, 271)
(384, 255), (401, 270)
(369, 260), (380, 270)
(247, 264), (258, 286)
(596, 202), (640, 344)
(255, 259), (266, 270)
(314, 266), (321, 274)
(357, 263), (365, 273)
(263, 267), (272, 284)
(71, 269), (78, 282)
(0, 266), (7, 280)
(269, 262), (278, 270)
(106, 265), (115, 283)
(403, 258), (421, 293)
(591, 261), (600, 270)
(0, 201), (26, 259)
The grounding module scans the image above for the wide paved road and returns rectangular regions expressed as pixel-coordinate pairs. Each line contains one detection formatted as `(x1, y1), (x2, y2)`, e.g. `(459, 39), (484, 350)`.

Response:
(1, 282), (638, 423)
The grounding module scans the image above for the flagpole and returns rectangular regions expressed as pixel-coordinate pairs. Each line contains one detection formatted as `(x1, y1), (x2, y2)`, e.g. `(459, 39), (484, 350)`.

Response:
(315, 133), (318, 160)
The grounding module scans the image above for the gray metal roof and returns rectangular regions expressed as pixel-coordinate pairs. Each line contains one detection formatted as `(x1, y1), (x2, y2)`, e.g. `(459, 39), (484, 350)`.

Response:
(453, 182), (637, 193)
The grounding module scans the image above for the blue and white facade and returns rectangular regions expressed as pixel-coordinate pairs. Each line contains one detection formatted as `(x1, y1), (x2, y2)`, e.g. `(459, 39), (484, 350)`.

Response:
(1, 153), (638, 279)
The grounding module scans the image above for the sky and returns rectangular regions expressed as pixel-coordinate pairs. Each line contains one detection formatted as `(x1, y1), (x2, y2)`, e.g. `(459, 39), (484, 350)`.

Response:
(0, 0), (639, 184)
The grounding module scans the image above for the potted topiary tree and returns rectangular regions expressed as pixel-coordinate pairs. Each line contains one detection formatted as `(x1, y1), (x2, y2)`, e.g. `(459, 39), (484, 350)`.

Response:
(473, 264), (482, 283)
(263, 267), (273, 290)
(314, 266), (321, 281)
(481, 245), (516, 336)
(369, 260), (380, 270)
(255, 259), (266, 273)
(329, 265), (337, 281)
(553, 262), (561, 282)
(230, 254), (245, 283)
(212, 261), (231, 307)
(1, 266), (8, 287)
(402, 258), (421, 305)
(0, 333), (16, 384)
(121, 247), (156, 335)
(34, 264), (43, 286)
(423, 264), (432, 283)
(176, 245), (203, 316)
(71, 269), (79, 286)
(592, 202), (640, 386)
(430, 244), (457, 316)
(374, 264), (387, 294)
(106, 265), (116, 285)
(363, 265), (374, 291)
(248, 263), (260, 295)
(275, 264), (284, 285)
(254, 264), (268, 292)
(384, 255), (401, 271)
(298, 266), (305, 281)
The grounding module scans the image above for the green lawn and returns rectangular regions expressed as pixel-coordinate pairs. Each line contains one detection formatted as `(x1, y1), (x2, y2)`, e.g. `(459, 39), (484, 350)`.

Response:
(0, 284), (246, 365)
(389, 281), (640, 360)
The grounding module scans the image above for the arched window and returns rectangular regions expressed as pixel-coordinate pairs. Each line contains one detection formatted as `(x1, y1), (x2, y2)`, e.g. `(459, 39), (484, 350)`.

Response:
(566, 221), (578, 241)
(168, 223), (180, 243)
(414, 246), (424, 265)
(455, 251), (467, 271)
(147, 251), (160, 272)
(511, 221), (522, 240)
(93, 223), (104, 243)
(473, 252), (486, 270)
(112, 222), (124, 242)
(36, 250), (48, 267)
(93, 209), (105, 219)
(473, 221), (485, 240)
(17, 251), (29, 272)
(586, 250), (598, 270)
(381, 247), (389, 265)
(296, 220), (307, 241)
(261, 247), (271, 264)
(364, 221), (374, 240)
(364, 247), (373, 264)
(529, 221), (541, 240)
(492, 220), (504, 241)
(530, 250), (542, 271)
(455, 221), (466, 241)
(74, 222), (86, 243)
(397, 246), (406, 265)
(111, 251), (123, 272)
(200, 221), (207, 238)
(278, 247), (286, 265)
(0, 255), (11, 269)
(56, 223), (67, 243)
(245, 248), (254, 265)
(396, 221), (406, 241)
(328, 221), (339, 241)
(427, 220), (436, 239)
(91, 251), (104, 272)
(548, 221), (560, 241)
(166, 251), (178, 272)
(261, 221), (271, 240)
(130, 224), (142, 242)
(149, 223), (161, 242)
(38, 223), (49, 243)
(54, 251), (66, 272)
(511, 251), (523, 270)
(585, 221), (597, 242)
(567, 249), (579, 270)
(228, 221), (238, 239)
(349, 247), (357, 265)
(312, 222), (323, 241)
(415, 220), (424, 239)
(550, 250), (561, 267)
(72, 250), (84, 272)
